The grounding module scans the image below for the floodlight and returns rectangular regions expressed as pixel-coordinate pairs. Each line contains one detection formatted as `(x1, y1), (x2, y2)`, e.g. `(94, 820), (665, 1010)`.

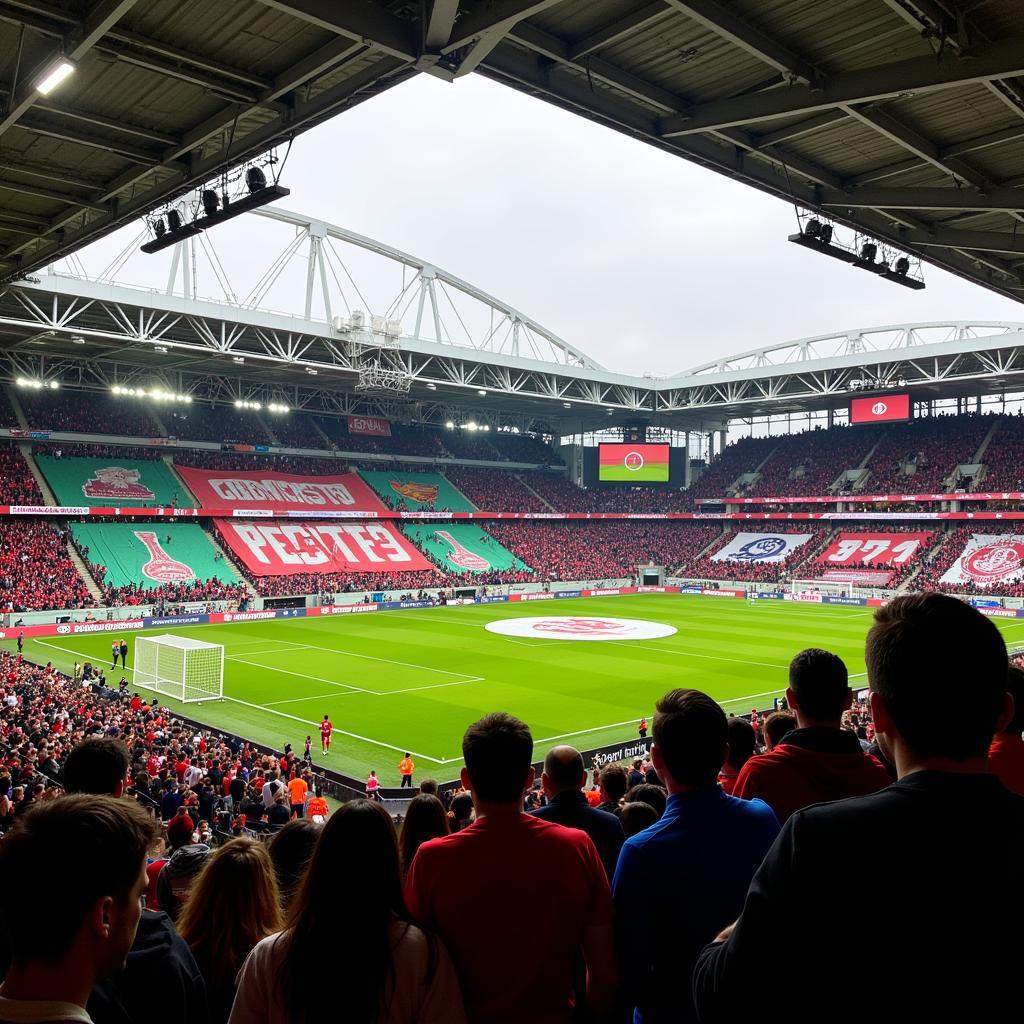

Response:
(35, 58), (74, 95)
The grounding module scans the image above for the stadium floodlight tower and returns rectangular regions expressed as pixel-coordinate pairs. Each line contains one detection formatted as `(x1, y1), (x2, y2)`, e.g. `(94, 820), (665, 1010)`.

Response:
(133, 635), (225, 703)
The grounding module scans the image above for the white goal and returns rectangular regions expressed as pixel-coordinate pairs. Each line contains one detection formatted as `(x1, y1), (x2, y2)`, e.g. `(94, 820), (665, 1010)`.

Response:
(133, 635), (224, 704)
(790, 579), (854, 598)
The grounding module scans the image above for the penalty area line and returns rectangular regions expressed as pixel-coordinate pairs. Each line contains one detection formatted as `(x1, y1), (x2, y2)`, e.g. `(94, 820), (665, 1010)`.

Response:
(219, 696), (447, 764)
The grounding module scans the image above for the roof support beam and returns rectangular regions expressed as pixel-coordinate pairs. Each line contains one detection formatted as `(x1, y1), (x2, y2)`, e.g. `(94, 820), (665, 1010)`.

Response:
(446, 0), (568, 78)
(256, 0), (420, 61)
(0, 177), (108, 211)
(0, 0), (139, 140)
(900, 228), (1024, 255)
(754, 110), (848, 146)
(818, 187), (1024, 211)
(663, 0), (817, 84)
(659, 35), (1024, 136)
(568, 1), (667, 60)
(842, 104), (990, 190)
(424, 0), (460, 49)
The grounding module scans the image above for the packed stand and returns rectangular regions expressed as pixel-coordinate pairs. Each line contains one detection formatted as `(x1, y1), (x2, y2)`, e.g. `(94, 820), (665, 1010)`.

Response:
(979, 414), (1024, 491)
(489, 431), (563, 465)
(173, 450), (348, 475)
(863, 413), (993, 493)
(0, 443), (43, 505)
(746, 425), (881, 496)
(163, 405), (272, 445)
(522, 473), (691, 512)
(438, 430), (500, 460)
(18, 389), (160, 437)
(264, 412), (329, 450)
(0, 521), (95, 612)
(316, 418), (444, 458)
(916, 525), (1024, 598)
(486, 521), (723, 581)
(32, 441), (163, 461)
(681, 524), (828, 583)
(443, 467), (550, 512)
(687, 434), (780, 500)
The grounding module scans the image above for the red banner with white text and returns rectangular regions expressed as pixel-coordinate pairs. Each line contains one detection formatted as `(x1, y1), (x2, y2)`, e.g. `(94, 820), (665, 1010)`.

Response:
(347, 415), (392, 437)
(215, 519), (432, 576)
(814, 532), (933, 572)
(176, 466), (386, 515)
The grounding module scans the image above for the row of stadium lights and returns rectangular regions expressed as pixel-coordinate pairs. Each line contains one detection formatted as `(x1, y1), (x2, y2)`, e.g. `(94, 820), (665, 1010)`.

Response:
(15, 377), (59, 390)
(112, 385), (190, 403)
(235, 400), (289, 414)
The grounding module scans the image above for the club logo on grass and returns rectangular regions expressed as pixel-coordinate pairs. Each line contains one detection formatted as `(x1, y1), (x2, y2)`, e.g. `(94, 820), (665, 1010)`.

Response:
(390, 480), (439, 504)
(485, 616), (677, 642)
(83, 466), (154, 500)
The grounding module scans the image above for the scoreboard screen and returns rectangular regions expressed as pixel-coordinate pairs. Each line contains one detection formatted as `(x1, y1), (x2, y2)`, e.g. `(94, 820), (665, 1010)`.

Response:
(850, 394), (911, 425)
(598, 443), (670, 482)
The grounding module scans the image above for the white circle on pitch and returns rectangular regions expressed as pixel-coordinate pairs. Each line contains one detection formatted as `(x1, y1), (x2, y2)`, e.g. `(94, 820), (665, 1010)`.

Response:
(485, 616), (677, 641)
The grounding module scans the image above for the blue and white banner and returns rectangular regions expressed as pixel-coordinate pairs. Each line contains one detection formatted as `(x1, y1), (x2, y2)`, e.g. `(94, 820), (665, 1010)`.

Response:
(711, 532), (813, 564)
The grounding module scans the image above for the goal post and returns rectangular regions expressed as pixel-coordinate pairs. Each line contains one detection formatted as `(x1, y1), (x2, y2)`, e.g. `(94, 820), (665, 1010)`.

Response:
(790, 579), (854, 598)
(133, 635), (224, 703)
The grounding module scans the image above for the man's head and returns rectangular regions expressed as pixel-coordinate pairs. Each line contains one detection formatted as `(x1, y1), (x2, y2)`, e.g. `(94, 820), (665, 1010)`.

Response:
(651, 689), (727, 791)
(866, 593), (1010, 764)
(0, 795), (157, 982)
(461, 712), (534, 804)
(419, 778), (438, 795)
(62, 738), (130, 796)
(763, 711), (796, 751)
(541, 746), (586, 797)
(1003, 665), (1024, 736)
(598, 764), (628, 805)
(723, 717), (757, 771)
(787, 648), (851, 727)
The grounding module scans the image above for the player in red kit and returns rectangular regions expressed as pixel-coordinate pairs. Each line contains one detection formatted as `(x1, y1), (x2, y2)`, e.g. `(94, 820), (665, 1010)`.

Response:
(320, 714), (333, 755)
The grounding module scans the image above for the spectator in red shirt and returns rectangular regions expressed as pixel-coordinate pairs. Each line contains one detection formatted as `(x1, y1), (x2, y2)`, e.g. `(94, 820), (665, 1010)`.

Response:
(404, 712), (617, 1024)
(717, 717), (757, 795)
(733, 649), (890, 822)
(989, 664), (1024, 795)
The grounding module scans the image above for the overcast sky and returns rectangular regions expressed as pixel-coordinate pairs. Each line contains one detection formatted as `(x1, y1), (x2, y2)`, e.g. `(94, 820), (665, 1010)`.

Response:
(74, 72), (1023, 377)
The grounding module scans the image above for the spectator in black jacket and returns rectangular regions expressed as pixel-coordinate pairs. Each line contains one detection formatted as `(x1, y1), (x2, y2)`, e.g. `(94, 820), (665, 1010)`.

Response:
(531, 746), (625, 880)
(693, 593), (1024, 1024)
(59, 737), (210, 1024)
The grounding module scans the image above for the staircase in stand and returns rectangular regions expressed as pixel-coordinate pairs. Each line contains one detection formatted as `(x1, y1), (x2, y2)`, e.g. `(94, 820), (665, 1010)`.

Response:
(517, 474), (557, 510)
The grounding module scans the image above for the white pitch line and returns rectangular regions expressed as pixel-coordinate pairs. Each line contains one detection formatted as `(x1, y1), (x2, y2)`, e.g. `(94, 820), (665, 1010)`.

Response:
(227, 656), (371, 694)
(243, 639), (466, 678)
(378, 675), (485, 696)
(219, 695), (446, 763)
(264, 691), (355, 707)
(609, 641), (790, 672)
(225, 645), (314, 659)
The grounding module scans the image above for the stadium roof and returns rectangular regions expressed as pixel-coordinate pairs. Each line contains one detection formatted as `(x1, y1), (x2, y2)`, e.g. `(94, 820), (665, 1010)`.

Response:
(2, 1), (1024, 301)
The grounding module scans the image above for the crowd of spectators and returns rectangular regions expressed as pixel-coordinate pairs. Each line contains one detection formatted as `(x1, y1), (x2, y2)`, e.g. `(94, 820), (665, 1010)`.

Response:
(0, 444), (43, 505)
(163, 405), (273, 446)
(263, 414), (327, 450)
(0, 594), (1019, 1024)
(978, 413), (1024, 491)
(0, 521), (95, 612)
(33, 442), (163, 461)
(18, 390), (160, 437)
(915, 525), (1024, 598)
(438, 430), (500, 461)
(172, 451), (348, 476)
(489, 431), (562, 465)
(443, 468), (550, 511)
(316, 419), (445, 458)
(681, 524), (829, 583)
(687, 435), (779, 499)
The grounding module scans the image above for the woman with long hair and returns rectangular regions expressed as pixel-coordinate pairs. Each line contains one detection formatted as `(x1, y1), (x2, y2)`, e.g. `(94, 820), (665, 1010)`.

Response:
(178, 837), (283, 1023)
(398, 794), (449, 877)
(229, 799), (464, 1024)
(267, 818), (319, 913)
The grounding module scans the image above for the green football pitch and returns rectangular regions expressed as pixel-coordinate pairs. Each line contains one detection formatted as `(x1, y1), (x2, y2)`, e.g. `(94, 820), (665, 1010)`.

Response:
(11, 595), (1024, 784)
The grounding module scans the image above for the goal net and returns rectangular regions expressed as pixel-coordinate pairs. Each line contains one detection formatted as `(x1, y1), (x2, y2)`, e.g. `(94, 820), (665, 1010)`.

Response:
(790, 579), (854, 598)
(133, 635), (224, 704)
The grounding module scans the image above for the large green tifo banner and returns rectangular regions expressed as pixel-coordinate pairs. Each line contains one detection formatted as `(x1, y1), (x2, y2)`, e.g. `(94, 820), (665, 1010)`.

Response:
(404, 524), (530, 574)
(358, 469), (476, 511)
(70, 523), (240, 588)
(36, 455), (189, 507)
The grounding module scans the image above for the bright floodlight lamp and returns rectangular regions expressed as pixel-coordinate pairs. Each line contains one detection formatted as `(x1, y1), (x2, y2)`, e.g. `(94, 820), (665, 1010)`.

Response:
(152, 217), (166, 238)
(166, 209), (183, 232)
(860, 242), (877, 262)
(246, 166), (268, 193)
(819, 224), (833, 244)
(35, 57), (75, 95)
(895, 257), (910, 276)
(201, 190), (220, 217)
(804, 218), (822, 238)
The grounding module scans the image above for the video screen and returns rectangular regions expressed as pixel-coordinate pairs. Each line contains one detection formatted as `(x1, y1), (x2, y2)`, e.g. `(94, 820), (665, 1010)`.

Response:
(850, 394), (911, 424)
(598, 443), (670, 482)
